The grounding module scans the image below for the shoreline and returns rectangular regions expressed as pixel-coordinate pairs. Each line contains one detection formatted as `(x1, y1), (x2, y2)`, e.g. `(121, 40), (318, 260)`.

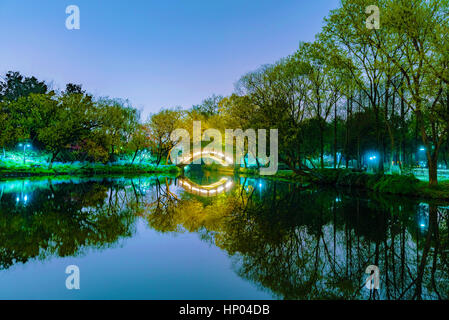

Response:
(0, 163), (182, 179)
(212, 167), (449, 201)
(3, 163), (449, 201)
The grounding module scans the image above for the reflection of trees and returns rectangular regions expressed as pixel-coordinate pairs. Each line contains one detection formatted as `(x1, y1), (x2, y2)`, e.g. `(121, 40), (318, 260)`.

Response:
(144, 177), (230, 236)
(0, 179), (139, 270)
(142, 179), (449, 300)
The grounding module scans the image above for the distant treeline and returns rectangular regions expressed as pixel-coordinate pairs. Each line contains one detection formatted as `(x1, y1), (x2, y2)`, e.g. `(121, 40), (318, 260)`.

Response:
(164, 0), (449, 187)
(2, 0), (449, 187)
(176, 0), (449, 187)
(0, 71), (149, 167)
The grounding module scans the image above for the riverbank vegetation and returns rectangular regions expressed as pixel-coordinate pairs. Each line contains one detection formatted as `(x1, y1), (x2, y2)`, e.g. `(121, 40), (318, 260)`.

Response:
(207, 165), (449, 200)
(307, 169), (449, 200)
(160, 0), (449, 187)
(2, 0), (449, 189)
(0, 159), (180, 178)
(0, 72), (184, 175)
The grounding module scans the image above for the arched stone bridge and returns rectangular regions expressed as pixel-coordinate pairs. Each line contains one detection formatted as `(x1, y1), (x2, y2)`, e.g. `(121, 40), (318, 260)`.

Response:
(171, 150), (234, 168)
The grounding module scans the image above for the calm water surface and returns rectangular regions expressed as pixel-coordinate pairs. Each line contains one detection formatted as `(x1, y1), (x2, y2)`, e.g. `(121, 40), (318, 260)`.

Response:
(0, 172), (448, 300)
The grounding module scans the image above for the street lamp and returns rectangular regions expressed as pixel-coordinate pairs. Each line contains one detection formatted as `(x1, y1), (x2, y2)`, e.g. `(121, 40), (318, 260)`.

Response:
(18, 143), (31, 164)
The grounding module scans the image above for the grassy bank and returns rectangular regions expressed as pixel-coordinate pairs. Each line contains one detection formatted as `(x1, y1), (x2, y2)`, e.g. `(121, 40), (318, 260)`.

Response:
(214, 166), (449, 200)
(304, 169), (449, 200)
(0, 161), (182, 178)
(202, 164), (301, 183)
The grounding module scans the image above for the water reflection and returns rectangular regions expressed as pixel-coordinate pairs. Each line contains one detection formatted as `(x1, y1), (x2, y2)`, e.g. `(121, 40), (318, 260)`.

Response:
(0, 175), (448, 300)
(0, 178), (138, 270)
(178, 177), (233, 197)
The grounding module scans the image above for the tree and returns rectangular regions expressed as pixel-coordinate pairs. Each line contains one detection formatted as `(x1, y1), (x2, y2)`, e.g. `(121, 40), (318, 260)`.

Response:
(65, 83), (85, 95)
(0, 71), (47, 102)
(127, 124), (151, 164)
(376, 0), (449, 184)
(292, 41), (346, 168)
(0, 102), (23, 157)
(192, 94), (224, 117)
(323, 1), (385, 172)
(237, 58), (312, 173)
(147, 108), (183, 166)
(95, 98), (140, 162)
(36, 92), (97, 168)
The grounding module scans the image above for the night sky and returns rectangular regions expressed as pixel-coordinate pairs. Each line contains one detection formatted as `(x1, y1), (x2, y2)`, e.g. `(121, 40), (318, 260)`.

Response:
(0, 0), (339, 119)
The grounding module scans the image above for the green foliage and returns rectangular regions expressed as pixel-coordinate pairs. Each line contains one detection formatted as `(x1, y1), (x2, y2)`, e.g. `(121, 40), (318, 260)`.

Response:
(0, 72), (160, 170)
(192, 94), (224, 117)
(304, 168), (447, 198)
(147, 108), (183, 166)
(0, 71), (47, 101)
(0, 158), (181, 177)
(371, 174), (420, 195)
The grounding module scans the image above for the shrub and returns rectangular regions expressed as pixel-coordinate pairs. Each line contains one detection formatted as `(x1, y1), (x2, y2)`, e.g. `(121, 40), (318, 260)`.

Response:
(372, 174), (419, 195)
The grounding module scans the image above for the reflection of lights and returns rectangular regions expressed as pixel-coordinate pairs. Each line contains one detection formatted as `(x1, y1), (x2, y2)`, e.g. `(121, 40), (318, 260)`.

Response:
(15, 194), (30, 204)
(179, 177), (233, 197)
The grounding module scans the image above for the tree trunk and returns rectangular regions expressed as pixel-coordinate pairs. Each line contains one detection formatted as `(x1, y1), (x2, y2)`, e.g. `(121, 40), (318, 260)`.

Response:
(399, 88), (406, 168)
(48, 151), (59, 169)
(319, 119), (325, 169)
(357, 136), (361, 169)
(156, 152), (162, 166)
(428, 153), (438, 186)
(334, 102), (337, 169)
(344, 96), (351, 169)
(132, 149), (139, 164)
(110, 145), (115, 163)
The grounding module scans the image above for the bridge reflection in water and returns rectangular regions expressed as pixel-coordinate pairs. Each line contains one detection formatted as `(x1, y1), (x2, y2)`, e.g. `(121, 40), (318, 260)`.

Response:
(178, 177), (233, 197)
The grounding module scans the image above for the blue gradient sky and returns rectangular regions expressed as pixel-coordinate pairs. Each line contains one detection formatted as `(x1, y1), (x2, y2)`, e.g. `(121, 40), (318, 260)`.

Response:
(0, 0), (339, 119)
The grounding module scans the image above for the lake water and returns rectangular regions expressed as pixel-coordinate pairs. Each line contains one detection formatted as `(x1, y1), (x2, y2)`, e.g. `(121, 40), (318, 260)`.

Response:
(0, 172), (448, 300)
